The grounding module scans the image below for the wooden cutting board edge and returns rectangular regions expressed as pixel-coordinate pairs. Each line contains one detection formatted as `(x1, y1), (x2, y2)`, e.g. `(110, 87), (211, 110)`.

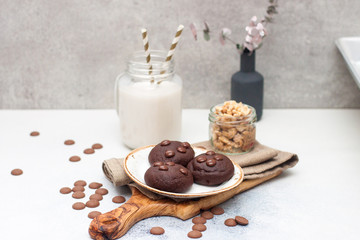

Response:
(89, 170), (282, 240)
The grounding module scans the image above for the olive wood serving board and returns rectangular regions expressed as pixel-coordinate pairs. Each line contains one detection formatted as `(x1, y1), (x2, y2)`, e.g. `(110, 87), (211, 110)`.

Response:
(89, 170), (282, 240)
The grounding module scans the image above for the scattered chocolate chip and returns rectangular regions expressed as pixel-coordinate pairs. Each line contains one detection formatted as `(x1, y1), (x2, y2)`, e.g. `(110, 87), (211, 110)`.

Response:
(30, 131), (39, 136)
(150, 227), (165, 235)
(89, 182), (103, 189)
(84, 148), (95, 154)
(214, 155), (223, 161)
(210, 206), (224, 215)
(72, 202), (85, 210)
(188, 230), (202, 238)
(89, 194), (103, 201)
(235, 216), (249, 226)
(64, 139), (75, 145)
(158, 165), (169, 171)
(192, 216), (206, 224)
(60, 187), (72, 194)
(11, 169), (23, 176)
(165, 150), (175, 158)
(177, 146), (186, 153)
(69, 156), (81, 162)
(95, 188), (108, 195)
(160, 140), (171, 146)
(74, 180), (87, 186)
(88, 211), (102, 219)
(72, 191), (85, 199)
(206, 151), (215, 155)
(92, 143), (103, 149)
(192, 224), (207, 232)
(112, 196), (126, 203)
(196, 156), (207, 163)
(165, 161), (175, 166)
(72, 186), (85, 192)
(181, 142), (191, 148)
(201, 211), (214, 219)
(206, 159), (216, 167)
(179, 168), (188, 175)
(153, 162), (164, 167)
(86, 200), (100, 208)
(225, 218), (237, 227)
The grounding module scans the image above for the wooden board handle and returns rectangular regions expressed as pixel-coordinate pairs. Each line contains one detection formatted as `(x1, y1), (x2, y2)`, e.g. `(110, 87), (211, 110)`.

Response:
(89, 187), (181, 240)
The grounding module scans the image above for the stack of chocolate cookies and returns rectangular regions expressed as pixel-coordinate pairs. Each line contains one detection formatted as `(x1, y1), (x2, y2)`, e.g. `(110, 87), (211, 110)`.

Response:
(144, 140), (235, 193)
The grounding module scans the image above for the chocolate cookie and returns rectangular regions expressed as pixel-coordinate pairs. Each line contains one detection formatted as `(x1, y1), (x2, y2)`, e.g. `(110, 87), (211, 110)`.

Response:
(187, 151), (234, 186)
(148, 140), (195, 167)
(144, 162), (193, 193)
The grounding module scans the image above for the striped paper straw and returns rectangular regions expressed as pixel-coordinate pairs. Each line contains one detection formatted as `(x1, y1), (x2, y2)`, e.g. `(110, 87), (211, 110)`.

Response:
(141, 28), (153, 82)
(160, 24), (184, 75)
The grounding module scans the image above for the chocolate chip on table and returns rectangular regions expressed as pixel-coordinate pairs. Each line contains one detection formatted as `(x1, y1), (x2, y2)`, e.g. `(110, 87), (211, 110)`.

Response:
(224, 218), (237, 227)
(235, 216), (249, 226)
(160, 140), (171, 146)
(206, 151), (215, 155)
(188, 230), (202, 238)
(89, 182), (103, 189)
(92, 143), (103, 150)
(179, 168), (188, 175)
(30, 131), (39, 136)
(192, 224), (207, 232)
(165, 161), (175, 166)
(95, 188), (108, 195)
(74, 180), (87, 186)
(206, 159), (216, 167)
(89, 194), (103, 201)
(112, 196), (126, 203)
(177, 146), (186, 153)
(165, 150), (175, 158)
(64, 139), (75, 145)
(210, 206), (224, 215)
(59, 187), (72, 194)
(11, 169), (23, 176)
(192, 216), (206, 224)
(158, 165), (169, 171)
(196, 156), (207, 163)
(72, 191), (85, 199)
(84, 148), (95, 154)
(69, 156), (81, 162)
(72, 202), (86, 210)
(201, 211), (214, 220)
(88, 211), (102, 219)
(150, 227), (165, 235)
(72, 186), (85, 192)
(86, 200), (100, 208)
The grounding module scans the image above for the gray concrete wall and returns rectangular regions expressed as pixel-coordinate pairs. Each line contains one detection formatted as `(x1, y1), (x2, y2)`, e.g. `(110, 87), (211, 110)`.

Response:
(1, 0), (360, 109)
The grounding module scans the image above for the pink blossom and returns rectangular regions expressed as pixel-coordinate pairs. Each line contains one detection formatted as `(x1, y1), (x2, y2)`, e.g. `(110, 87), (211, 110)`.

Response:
(189, 23), (197, 40)
(219, 28), (232, 45)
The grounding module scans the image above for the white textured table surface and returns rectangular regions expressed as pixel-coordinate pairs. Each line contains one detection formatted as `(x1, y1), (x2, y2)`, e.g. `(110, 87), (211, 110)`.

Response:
(1, 109), (360, 240)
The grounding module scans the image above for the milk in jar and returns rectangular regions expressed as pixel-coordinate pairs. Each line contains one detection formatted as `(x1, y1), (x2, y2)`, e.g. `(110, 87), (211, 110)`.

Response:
(115, 51), (182, 149)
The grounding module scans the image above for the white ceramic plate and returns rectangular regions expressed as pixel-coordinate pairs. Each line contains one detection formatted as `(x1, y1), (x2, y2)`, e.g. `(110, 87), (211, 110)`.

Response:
(124, 145), (244, 199)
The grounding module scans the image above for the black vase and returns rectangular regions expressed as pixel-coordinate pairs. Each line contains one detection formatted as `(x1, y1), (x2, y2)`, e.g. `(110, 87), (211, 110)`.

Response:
(231, 49), (264, 120)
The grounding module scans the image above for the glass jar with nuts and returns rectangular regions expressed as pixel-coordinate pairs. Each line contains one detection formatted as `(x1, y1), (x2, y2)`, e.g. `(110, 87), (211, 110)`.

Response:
(209, 101), (256, 154)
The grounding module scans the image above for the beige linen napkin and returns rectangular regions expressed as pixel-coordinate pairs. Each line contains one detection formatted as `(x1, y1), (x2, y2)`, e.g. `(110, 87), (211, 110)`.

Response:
(102, 141), (298, 199)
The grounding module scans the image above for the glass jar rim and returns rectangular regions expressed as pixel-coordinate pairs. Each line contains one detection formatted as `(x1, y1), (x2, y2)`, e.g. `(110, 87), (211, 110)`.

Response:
(127, 50), (174, 81)
(208, 103), (257, 124)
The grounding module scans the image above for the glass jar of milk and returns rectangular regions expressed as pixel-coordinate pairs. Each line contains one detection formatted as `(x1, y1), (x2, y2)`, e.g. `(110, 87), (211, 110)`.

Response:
(115, 50), (182, 149)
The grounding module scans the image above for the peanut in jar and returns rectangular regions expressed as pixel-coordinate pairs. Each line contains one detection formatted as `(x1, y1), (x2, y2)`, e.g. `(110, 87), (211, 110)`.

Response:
(209, 101), (256, 154)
